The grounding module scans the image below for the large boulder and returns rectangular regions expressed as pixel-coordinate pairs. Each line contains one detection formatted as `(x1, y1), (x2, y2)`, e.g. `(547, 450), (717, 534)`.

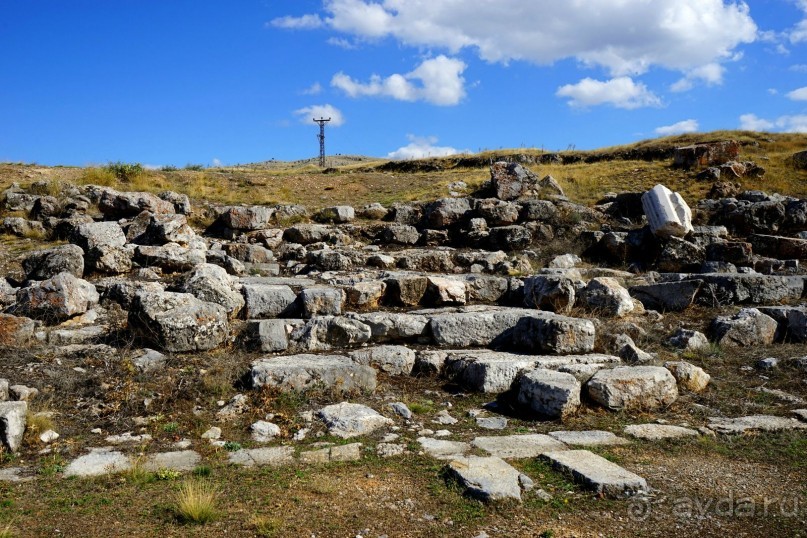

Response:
(523, 274), (580, 314)
(582, 277), (635, 317)
(250, 354), (377, 395)
(22, 244), (85, 280)
(71, 221), (126, 251)
(516, 368), (581, 419)
(242, 283), (297, 318)
(587, 366), (678, 411)
(424, 198), (472, 228)
(0, 401), (27, 453)
(629, 280), (701, 312)
(134, 243), (206, 273)
(673, 141), (740, 170)
(487, 225), (532, 250)
(175, 263), (244, 318)
(711, 308), (777, 347)
(0, 314), (36, 346)
(491, 162), (539, 201)
(128, 291), (229, 352)
(99, 189), (174, 217)
(15, 272), (99, 323)
(317, 402), (392, 439)
(664, 361), (710, 392)
(219, 206), (276, 231)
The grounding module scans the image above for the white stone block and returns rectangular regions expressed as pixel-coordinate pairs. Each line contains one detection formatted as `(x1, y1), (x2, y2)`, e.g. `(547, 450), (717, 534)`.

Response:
(641, 184), (693, 238)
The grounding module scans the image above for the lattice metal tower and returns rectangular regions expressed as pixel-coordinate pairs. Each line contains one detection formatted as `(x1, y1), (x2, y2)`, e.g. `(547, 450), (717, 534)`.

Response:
(313, 117), (331, 167)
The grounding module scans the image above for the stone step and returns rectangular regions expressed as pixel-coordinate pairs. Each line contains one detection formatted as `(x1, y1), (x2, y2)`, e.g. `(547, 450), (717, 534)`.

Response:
(542, 449), (648, 498)
(444, 351), (620, 393)
(471, 434), (567, 459)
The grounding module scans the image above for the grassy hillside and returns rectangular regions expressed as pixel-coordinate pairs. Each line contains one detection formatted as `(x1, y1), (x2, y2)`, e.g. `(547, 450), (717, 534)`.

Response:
(2, 131), (805, 210)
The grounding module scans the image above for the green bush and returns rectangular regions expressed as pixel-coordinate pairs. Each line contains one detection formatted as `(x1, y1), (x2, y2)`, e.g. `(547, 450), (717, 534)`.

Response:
(105, 161), (144, 182)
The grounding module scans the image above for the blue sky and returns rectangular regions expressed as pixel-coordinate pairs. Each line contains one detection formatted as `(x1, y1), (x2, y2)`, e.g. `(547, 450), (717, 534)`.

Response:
(1, 0), (806, 166)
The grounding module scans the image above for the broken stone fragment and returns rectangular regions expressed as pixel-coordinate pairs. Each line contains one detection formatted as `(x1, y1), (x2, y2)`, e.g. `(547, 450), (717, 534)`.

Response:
(641, 184), (693, 238)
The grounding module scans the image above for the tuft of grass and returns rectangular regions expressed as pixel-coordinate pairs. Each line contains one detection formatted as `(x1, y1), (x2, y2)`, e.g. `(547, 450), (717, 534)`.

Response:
(0, 523), (15, 538)
(223, 441), (242, 452)
(124, 459), (155, 486)
(78, 167), (117, 187)
(162, 422), (179, 434)
(174, 480), (218, 524)
(250, 514), (283, 537)
(24, 411), (54, 446)
(407, 400), (435, 415)
(192, 465), (211, 478)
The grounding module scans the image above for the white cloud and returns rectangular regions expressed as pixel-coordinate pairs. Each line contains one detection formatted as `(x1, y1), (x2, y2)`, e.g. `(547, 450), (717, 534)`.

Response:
(786, 86), (807, 101)
(327, 37), (358, 49)
(293, 104), (345, 126)
(270, 14), (324, 29)
(301, 82), (322, 95)
(387, 135), (465, 160)
(279, 0), (756, 77)
(655, 119), (699, 136)
(740, 113), (807, 133)
(790, 64), (807, 73)
(211, 158), (223, 167)
(768, 88), (779, 95)
(556, 77), (661, 109)
(671, 63), (725, 92)
(790, 0), (807, 43)
(332, 55), (467, 106)
(740, 113), (774, 131)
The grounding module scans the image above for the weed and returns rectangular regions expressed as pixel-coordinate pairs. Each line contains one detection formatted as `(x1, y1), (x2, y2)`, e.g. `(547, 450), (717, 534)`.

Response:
(192, 465), (211, 477)
(223, 441), (242, 452)
(38, 454), (66, 476)
(251, 514), (283, 537)
(184, 164), (205, 171)
(407, 400), (435, 415)
(156, 468), (182, 481)
(174, 480), (218, 524)
(162, 422), (179, 434)
(124, 460), (154, 486)
(160, 165), (179, 172)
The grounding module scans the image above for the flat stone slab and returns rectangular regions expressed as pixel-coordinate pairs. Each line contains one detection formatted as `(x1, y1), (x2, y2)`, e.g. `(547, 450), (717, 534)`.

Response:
(624, 424), (699, 440)
(228, 446), (295, 467)
(300, 442), (363, 464)
(142, 450), (202, 472)
(250, 354), (377, 395)
(318, 402), (393, 439)
(417, 437), (470, 460)
(446, 456), (525, 502)
(707, 415), (807, 434)
(0, 467), (34, 483)
(542, 449), (647, 498)
(548, 430), (629, 447)
(471, 434), (567, 459)
(64, 448), (131, 477)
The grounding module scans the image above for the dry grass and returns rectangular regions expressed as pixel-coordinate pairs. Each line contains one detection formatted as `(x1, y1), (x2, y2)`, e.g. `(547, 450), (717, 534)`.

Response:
(2, 131), (805, 211)
(174, 480), (219, 524)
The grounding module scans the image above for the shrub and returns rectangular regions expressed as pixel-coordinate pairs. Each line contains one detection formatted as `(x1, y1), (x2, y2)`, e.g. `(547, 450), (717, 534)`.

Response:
(105, 161), (144, 182)
(184, 164), (205, 171)
(175, 480), (218, 524)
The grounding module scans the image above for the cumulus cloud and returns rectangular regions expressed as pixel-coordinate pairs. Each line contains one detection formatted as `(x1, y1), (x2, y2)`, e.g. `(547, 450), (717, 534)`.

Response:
(655, 119), (699, 136)
(787, 86), (807, 101)
(671, 63), (726, 92)
(740, 113), (807, 133)
(790, 0), (807, 43)
(275, 0), (756, 77)
(293, 104), (345, 126)
(211, 158), (223, 167)
(332, 55), (466, 106)
(270, 14), (324, 29)
(556, 77), (661, 109)
(387, 135), (465, 160)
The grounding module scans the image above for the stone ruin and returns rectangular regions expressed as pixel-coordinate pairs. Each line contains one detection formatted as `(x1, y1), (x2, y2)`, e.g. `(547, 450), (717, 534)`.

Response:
(0, 158), (806, 505)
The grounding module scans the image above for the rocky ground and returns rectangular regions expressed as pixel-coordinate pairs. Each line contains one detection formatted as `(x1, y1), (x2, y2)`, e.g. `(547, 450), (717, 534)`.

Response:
(0, 140), (806, 537)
